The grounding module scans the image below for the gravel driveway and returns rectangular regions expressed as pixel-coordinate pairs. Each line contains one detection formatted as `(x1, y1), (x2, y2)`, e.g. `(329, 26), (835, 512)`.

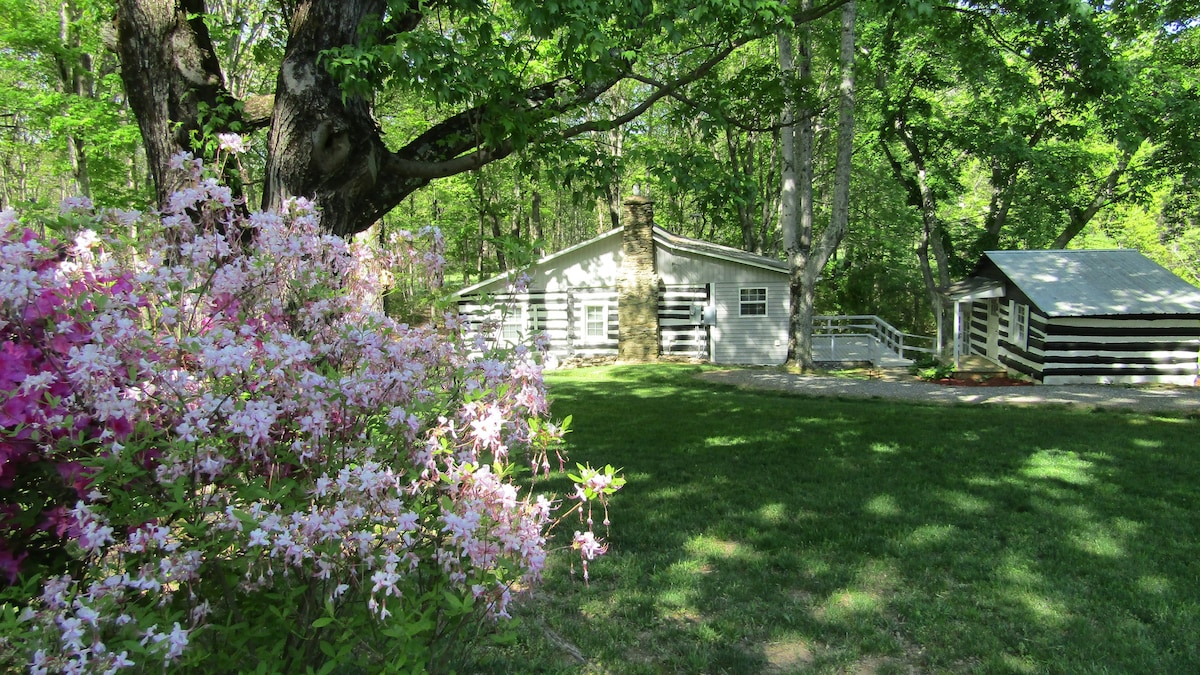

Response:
(697, 369), (1200, 414)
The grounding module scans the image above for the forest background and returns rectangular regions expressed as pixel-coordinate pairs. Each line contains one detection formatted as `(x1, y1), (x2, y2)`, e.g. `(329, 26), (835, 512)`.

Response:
(3, 0), (1200, 339)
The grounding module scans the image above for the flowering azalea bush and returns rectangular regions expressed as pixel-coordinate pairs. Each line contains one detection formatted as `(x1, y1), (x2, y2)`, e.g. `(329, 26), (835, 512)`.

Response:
(0, 149), (621, 673)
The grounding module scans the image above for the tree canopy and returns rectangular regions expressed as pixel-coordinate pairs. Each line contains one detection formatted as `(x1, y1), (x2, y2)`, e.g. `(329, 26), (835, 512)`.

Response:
(3, 0), (1199, 332)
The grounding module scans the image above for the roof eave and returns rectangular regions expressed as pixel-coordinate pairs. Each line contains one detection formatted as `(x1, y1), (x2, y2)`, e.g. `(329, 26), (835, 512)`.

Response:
(652, 228), (788, 274)
(451, 227), (625, 297)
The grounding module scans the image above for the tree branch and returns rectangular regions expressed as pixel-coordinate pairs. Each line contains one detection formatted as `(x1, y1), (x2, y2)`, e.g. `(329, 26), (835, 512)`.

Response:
(1051, 148), (1136, 249)
(384, 37), (747, 183)
(794, 0), (853, 25)
(561, 38), (750, 137)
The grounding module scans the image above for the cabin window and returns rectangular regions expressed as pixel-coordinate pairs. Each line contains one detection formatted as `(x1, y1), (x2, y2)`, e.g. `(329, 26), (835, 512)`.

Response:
(499, 317), (523, 341)
(740, 287), (768, 316)
(500, 312), (523, 342)
(583, 304), (607, 341)
(1012, 301), (1029, 349)
(529, 304), (546, 333)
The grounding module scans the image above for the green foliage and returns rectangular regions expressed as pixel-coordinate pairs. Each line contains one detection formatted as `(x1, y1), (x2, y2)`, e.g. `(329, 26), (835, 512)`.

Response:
(910, 358), (955, 381)
(0, 0), (147, 209)
(6, 0), (1200, 340)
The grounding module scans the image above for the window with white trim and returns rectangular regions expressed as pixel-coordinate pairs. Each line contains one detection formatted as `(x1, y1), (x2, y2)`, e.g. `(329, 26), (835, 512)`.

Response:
(529, 304), (547, 334)
(739, 287), (768, 316)
(500, 312), (523, 342)
(1012, 301), (1029, 349)
(583, 304), (607, 341)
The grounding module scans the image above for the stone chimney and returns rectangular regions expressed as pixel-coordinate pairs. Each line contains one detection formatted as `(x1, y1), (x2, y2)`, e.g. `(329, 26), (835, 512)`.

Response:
(617, 196), (661, 362)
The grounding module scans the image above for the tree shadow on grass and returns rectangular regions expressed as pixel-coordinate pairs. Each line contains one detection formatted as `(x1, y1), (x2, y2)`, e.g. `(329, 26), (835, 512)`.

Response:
(471, 365), (1200, 674)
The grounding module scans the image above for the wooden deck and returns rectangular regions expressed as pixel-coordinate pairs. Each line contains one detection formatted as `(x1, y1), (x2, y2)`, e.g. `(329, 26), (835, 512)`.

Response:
(812, 335), (914, 366)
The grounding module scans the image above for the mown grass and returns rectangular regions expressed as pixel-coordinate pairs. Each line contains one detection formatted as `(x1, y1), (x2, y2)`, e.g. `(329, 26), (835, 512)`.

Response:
(467, 364), (1200, 674)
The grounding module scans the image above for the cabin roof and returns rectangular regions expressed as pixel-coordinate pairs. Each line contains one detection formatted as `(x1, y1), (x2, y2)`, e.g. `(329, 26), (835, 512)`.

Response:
(651, 227), (788, 274)
(452, 225), (786, 296)
(977, 249), (1200, 317)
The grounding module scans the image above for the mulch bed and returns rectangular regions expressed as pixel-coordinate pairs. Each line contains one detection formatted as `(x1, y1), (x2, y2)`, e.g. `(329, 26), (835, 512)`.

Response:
(932, 375), (1033, 387)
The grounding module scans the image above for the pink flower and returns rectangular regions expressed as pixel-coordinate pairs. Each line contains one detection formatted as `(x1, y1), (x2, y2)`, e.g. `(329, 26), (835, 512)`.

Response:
(1, 175), (608, 671)
(59, 196), (94, 215)
(572, 531), (607, 561)
(217, 133), (246, 155)
(0, 548), (27, 584)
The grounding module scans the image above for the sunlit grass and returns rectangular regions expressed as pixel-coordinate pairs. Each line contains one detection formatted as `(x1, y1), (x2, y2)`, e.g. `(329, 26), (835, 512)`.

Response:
(466, 364), (1200, 673)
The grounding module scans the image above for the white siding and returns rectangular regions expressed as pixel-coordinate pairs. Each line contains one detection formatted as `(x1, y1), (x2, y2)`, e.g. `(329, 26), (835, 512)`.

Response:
(659, 285), (709, 359)
(536, 239), (622, 292)
(458, 227), (793, 366)
(657, 247), (786, 285)
(1038, 316), (1200, 385)
(710, 281), (789, 364)
(979, 301), (1200, 385)
(461, 230), (624, 295)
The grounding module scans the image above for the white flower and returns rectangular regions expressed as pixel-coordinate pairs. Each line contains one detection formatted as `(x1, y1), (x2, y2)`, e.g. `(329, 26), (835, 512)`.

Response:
(217, 133), (246, 154)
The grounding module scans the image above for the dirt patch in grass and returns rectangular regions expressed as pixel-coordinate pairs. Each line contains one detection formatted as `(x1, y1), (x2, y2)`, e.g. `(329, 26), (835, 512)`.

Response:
(763, 639), (816, 672)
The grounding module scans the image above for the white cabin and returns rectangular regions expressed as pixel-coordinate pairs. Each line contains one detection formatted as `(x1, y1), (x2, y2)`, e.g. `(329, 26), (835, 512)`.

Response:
(454, 198), (790, 366)
(948, 250), (1200, 385)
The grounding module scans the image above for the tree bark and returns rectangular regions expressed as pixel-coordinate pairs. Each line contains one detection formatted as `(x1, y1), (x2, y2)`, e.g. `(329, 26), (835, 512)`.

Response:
(115, 0), (232, 211)
(726, 127), (758, 253)
(910, 135), (950, 353)
(976, 121), (1046, 253)
(785, 1), (855, 371)
(531, 190), (544, 256)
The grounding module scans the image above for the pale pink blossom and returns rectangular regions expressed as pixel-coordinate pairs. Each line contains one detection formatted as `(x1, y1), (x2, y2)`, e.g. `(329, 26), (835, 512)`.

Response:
(217, 133), (246, 154)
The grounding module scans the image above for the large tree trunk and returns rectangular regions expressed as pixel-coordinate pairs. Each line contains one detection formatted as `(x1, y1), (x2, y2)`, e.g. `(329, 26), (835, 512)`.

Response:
(785, 1), (856, 371)
(263, 0), (401, 235)
(781, 0), (815, 370)
(115, 0), (232, 211)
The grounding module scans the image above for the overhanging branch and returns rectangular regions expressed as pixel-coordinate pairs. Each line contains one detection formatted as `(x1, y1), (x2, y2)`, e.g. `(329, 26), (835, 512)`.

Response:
(561, 38), (751, 138)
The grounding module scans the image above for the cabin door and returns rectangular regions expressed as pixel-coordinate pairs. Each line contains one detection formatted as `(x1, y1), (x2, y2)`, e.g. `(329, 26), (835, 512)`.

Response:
(985, 299), (1000, 359)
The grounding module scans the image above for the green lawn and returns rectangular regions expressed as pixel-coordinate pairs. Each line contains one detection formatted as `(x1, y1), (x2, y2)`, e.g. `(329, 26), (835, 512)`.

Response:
(469, 364), (1200, 674)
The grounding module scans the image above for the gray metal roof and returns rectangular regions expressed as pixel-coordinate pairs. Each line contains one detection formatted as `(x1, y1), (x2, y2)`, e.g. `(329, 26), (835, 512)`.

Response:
(944, 276), (1005, 302)
(981, 249), (1200, 317)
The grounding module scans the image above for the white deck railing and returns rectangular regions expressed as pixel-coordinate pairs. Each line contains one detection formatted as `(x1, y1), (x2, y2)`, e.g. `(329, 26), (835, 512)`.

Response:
(812, 315), (936, 365)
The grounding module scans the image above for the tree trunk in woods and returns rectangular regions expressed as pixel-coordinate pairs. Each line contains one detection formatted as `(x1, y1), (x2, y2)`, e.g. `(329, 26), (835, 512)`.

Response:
(115, 0), (234, 211)
(974, 122), (1047, 254)
(489, 211), (506, 270)
(907, 137), (951, 354)
(58, 0), (94, 198)
(531, 190), (544, 256)
(880, 108), (952, 355)
(784, 1), (856, 371)
(758, 151), (779, 255)
(725, 127), (758, 253)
